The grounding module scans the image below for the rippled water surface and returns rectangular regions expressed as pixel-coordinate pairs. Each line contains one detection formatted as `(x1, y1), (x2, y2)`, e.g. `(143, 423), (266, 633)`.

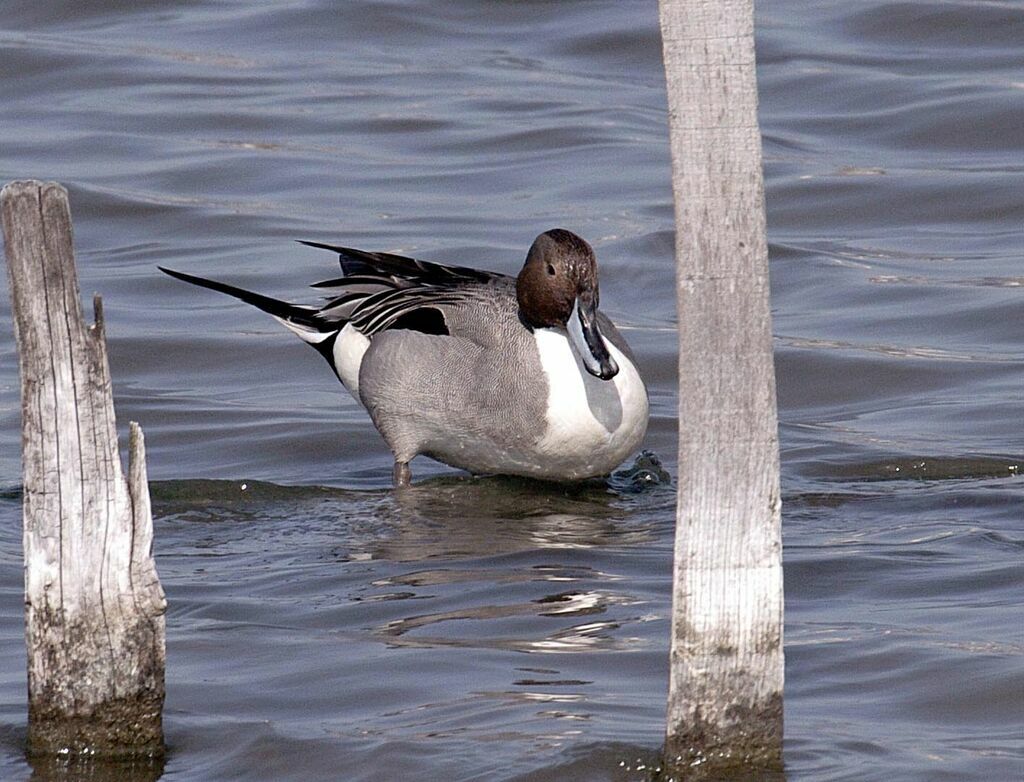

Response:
(1, 1), (1022, 779)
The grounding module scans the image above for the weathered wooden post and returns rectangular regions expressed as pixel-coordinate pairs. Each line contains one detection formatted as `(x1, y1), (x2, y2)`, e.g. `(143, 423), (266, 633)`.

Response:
(2, 180), (166, 758)
(658, 0), (784, 775)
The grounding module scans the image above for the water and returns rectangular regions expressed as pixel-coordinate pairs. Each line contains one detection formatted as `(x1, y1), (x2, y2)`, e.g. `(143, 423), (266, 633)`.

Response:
(0, 0), (1021, 779)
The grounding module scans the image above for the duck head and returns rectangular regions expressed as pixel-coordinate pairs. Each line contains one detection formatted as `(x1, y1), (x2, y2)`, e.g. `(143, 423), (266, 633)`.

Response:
(516, 229), (619, 380)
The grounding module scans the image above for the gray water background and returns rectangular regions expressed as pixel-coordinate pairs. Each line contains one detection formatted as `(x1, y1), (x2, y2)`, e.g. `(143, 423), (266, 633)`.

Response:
(0, 0), (1022, 779)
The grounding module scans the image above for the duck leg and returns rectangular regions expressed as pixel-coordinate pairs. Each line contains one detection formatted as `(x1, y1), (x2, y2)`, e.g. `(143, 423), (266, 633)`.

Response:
(392, 460), (411, 487)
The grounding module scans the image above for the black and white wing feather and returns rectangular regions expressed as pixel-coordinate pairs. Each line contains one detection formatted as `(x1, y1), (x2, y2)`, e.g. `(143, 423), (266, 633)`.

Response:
(161, 241), (510, 346)
(298, 240), (509, 337)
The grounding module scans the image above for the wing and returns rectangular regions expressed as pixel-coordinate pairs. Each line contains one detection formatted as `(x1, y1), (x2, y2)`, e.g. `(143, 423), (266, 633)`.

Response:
(297, 240), (517, 339)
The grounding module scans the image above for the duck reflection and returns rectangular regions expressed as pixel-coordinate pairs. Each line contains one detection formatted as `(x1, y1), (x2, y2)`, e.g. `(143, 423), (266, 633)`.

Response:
(385, 485), (640, 560)
(366, 453), (670, 563)
(346, 462), (671, 656)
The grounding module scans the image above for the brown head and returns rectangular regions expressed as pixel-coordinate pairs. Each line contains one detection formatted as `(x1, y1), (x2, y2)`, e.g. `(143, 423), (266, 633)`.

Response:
(516, 229), (618, 380)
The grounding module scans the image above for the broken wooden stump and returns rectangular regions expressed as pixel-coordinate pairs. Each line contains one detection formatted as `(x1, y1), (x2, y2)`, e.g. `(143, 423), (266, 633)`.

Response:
(1, 180), (166, 758)
(658, 0), (785, 775)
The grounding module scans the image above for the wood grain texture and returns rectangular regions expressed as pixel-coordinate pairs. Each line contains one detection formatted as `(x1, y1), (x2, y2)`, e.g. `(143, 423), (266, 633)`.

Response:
(2, 180), (166, 758)
(658, 0), (784, 773)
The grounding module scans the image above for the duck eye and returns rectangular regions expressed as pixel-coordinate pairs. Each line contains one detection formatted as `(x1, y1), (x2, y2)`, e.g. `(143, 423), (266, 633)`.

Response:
(546, 263), (556, 276)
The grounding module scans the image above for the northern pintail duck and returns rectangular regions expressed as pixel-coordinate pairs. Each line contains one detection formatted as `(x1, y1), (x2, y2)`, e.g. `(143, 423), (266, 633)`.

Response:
(161, 229), (648, 486)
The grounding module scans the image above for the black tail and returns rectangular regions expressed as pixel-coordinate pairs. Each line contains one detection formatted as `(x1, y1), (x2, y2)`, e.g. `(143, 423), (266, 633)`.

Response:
(159, 266), (333, 346)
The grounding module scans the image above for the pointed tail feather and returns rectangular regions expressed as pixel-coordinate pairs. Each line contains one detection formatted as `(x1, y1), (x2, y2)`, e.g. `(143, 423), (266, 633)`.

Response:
(159, 266), (333, 344)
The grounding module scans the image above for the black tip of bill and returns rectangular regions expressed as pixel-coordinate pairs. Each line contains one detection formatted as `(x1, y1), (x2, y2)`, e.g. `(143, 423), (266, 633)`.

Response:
(568, 298), (619, 381)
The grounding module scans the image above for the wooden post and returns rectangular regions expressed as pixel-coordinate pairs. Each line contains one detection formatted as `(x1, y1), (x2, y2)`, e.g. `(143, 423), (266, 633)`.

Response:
(658, 0), (784, 775)
(2, 181), (166, 758)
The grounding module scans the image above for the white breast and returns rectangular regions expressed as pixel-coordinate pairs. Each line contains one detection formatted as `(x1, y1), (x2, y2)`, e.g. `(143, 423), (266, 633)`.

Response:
(533, 328), (648, 479)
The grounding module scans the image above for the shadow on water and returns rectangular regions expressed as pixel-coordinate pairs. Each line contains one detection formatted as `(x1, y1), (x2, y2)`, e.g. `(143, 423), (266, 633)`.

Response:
(150, 448), (670, 507)
(809, 455), (1021, 482)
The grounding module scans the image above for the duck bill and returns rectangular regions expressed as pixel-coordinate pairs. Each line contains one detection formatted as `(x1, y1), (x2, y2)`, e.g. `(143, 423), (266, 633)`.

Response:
(568, 297), (619, 380)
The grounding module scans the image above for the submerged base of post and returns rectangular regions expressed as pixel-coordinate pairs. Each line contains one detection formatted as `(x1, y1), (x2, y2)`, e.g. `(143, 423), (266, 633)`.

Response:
(28, 692), (165, 759)
(663, 694), (783, 777)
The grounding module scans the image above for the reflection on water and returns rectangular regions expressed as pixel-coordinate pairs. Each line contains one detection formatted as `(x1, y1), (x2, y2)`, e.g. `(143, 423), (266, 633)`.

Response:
(148, 472), (672, 778)
(27, 756), (164, 782)
(350, 470), (671, 656)
(381, 484), (661, 561)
